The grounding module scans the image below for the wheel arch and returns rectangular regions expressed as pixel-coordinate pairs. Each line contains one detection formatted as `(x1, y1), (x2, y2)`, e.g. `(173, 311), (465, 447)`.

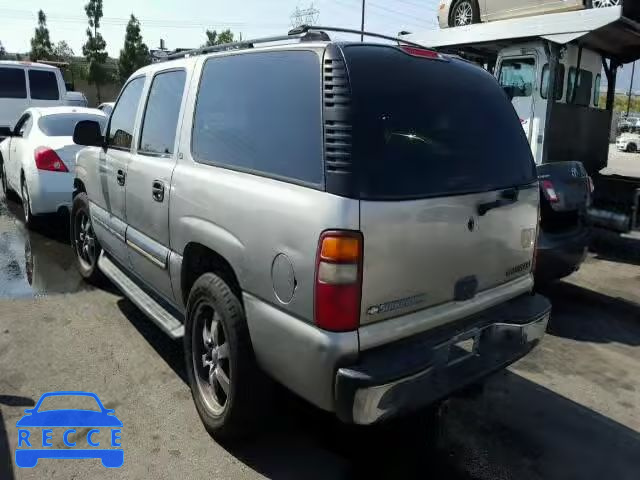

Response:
(181, 242), (243, 308)
(73, 178), (87, 197)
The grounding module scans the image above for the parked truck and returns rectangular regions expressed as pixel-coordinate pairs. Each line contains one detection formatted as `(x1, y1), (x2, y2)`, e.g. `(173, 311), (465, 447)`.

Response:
(403, 4), (640, 279)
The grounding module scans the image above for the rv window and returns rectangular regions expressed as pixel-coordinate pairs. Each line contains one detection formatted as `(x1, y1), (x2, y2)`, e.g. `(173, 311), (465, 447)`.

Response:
(594, 74), (601, 107)
(498, 58), (535, 98)
(541, 64), (565, 100)
(567, 68), (593, 107)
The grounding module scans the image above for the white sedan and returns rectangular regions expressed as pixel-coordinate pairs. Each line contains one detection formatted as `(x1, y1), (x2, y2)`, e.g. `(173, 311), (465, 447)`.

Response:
(0, 107), (106, 228)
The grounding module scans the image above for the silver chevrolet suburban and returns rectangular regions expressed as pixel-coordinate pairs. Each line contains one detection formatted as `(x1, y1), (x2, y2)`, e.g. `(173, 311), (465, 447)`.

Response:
(70, 27), (551, 438)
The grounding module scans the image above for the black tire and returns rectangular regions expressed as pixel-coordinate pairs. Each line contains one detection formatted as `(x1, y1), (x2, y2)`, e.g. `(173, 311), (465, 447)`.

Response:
(185, 272), (269, 439)
(450, 0), (480, 27)
(628, 143), (638, 153)
(1, 161), (7, 197)
(70, 192), (103, 283)
(21, 178), (37, 229)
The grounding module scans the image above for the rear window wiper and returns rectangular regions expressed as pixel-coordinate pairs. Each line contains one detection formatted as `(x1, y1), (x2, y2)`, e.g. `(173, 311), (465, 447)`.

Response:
(477, 187), (519, 216)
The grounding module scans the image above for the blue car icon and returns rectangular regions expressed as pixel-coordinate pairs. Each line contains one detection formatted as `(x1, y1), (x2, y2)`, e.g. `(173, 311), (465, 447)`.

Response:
(16, 391), (123, 468)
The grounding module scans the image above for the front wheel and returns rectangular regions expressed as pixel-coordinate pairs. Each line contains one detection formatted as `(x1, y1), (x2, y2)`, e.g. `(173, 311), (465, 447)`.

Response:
(450, 0), (479, 27)
(1, 163), (7, 197)
(70, 192), (103, 283)
(185, 272), (271, 439)
(627, 143), (638, 153)
(21, 179), (37, 229)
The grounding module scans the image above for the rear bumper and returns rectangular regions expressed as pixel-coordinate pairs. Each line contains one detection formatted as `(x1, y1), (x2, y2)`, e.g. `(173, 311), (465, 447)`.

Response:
(334, 293), (551, 425)
(27, 171), (74, 215)
(536, 225), (589, 282)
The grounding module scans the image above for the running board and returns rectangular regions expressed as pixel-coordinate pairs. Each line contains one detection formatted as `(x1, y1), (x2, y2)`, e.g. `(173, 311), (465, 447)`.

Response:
(98, 253), (185, 339)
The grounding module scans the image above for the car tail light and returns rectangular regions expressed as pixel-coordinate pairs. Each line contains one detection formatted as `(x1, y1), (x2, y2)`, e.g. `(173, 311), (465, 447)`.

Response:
(400, 46), (442, 60)
(541, 180), (558, 203)
(314, 231), (363, 332)
(34, 147), (68, 172)
(532, 208), (541, 275)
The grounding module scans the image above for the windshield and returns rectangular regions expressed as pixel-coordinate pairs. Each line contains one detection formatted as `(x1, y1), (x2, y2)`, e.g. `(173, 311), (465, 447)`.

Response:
(499, 58), (536, 98)
(39, 114), (106, 137)
(343, 45), (536, 200)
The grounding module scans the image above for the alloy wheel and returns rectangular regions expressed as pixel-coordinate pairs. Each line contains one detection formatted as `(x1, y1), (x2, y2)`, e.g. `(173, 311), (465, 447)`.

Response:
(592, 0), (621, 7)
(192, 302), (231, 415)
(75, 211), (97, 269)
(21, 182), (30, 222)
(454, 1), (473, 26)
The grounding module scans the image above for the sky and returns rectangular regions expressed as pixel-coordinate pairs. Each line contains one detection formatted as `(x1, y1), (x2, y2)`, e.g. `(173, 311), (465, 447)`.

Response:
(0, 0), (635, 92)
(0, 0), (439, 56)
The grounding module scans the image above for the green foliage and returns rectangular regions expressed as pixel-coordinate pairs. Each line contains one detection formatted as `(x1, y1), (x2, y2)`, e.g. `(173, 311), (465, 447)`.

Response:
(203, 29), (234, 47)
(599, 93), (640, 113)
(53, 41), (74, 62)
(118, 15), (150, 82)
(0, 41), (5, 59)
(82, 0), (108, 102)
(30, 10), (54, 61)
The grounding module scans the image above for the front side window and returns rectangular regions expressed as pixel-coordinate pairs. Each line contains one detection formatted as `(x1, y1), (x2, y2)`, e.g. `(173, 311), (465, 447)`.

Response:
(107, 77), (145, 150)
(567, 68), (593, 107)
(139, 70), (186, 155)
(28, 70), (59, 100)
(14, 114), (32, 137)
(0, 67), (27, 98)
(192, 50), (323, 185)
(541, 64), (565, 100)
(498, 58), (536, 98)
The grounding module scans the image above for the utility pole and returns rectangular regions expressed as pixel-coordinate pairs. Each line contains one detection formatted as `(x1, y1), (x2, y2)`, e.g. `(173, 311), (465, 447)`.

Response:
(360, 0), (366, 42)
(290, 3), (320, 28)
(627, 61), (636, 117)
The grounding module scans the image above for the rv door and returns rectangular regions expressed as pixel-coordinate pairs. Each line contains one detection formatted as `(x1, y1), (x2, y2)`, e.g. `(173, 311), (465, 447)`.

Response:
(497, 55), (537, 147)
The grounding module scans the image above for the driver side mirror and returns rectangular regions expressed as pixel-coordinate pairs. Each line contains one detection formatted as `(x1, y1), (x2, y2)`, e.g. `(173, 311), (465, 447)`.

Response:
(73, 120), (104, 147)
(502, 86), (516, 101)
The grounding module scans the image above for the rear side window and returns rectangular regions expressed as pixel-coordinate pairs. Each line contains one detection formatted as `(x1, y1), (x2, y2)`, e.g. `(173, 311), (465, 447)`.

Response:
(567, 68), (593, 107)
(192, 50), (323, 185)
(39, 114), (106, 137)
(0, 68), (27, 98)
(107, 76), (145, 150)
(139, 70), (186, 155)
(28, 70), (59, 100)
(343, 45), (536, 200)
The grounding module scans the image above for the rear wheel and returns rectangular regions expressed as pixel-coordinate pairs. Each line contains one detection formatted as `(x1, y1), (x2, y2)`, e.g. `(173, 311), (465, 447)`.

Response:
(1, 162), (7, 197)
(71, 192), (103, 283)
(628, 143), (638, 153)
(21, 178), (37, 229)
(185, 272), (270, 439)
(450, 0), (479, 27)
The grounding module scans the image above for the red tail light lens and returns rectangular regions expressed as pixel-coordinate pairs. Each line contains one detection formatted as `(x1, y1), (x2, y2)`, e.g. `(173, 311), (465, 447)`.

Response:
(314, 231), (363, 332)
(400, 46), (442, 60)
(541, 180), (558, 203)
(34, 147), (68, 172)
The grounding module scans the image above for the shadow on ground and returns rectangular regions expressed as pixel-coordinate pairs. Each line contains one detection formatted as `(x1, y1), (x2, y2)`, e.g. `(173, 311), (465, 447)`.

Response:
(0, 395), (35, 480)
(115, 295), (640, 480)
(590, 228), (640, 267)
(538, 281), (640, 346)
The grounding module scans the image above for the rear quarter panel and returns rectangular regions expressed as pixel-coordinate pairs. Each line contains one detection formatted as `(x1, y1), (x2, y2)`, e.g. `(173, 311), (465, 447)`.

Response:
(75, 146), (106, 209)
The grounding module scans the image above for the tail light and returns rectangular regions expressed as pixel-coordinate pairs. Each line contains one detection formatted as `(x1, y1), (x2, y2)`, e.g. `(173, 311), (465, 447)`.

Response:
(541, 180), (558, 203)
(314, 231), (363, 332)
(34, 147), (68, 172)
(532, 208), (541, 275)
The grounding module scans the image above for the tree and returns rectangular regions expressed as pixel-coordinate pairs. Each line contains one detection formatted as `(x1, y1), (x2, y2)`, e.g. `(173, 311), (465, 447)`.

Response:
(118, 15), (150, 82)
(203, 29), (234, 47)
(30, 10), (54, 61)
(53, 41), (74, 62)
(82, 0), (108, 102)
(0, 41), (5, 59)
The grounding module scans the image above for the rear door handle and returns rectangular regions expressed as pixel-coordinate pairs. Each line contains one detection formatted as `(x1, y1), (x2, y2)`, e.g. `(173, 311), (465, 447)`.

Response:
(116, 169), (126, 186)
(477, 188), (519, 216)
(152, 180), (165, 202)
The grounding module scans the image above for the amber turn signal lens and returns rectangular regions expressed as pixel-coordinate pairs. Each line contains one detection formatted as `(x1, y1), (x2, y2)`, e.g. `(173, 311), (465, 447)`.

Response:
(320, 236), (361, 263)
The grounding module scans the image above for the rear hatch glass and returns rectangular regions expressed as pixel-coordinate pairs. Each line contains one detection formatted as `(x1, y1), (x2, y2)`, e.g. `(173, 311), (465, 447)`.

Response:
(341, 45), (539, 325)
(341, 45), (536, 199)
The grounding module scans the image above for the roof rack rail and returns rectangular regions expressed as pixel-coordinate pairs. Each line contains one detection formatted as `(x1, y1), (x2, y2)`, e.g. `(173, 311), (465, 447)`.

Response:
(163, 25), (429, 62)
(164, 29), (331, 61)
(288, 25), (429, 49)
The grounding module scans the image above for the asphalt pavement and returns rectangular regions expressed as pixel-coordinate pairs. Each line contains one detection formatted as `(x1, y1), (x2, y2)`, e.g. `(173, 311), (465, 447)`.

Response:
(0, 189), (639, 480)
